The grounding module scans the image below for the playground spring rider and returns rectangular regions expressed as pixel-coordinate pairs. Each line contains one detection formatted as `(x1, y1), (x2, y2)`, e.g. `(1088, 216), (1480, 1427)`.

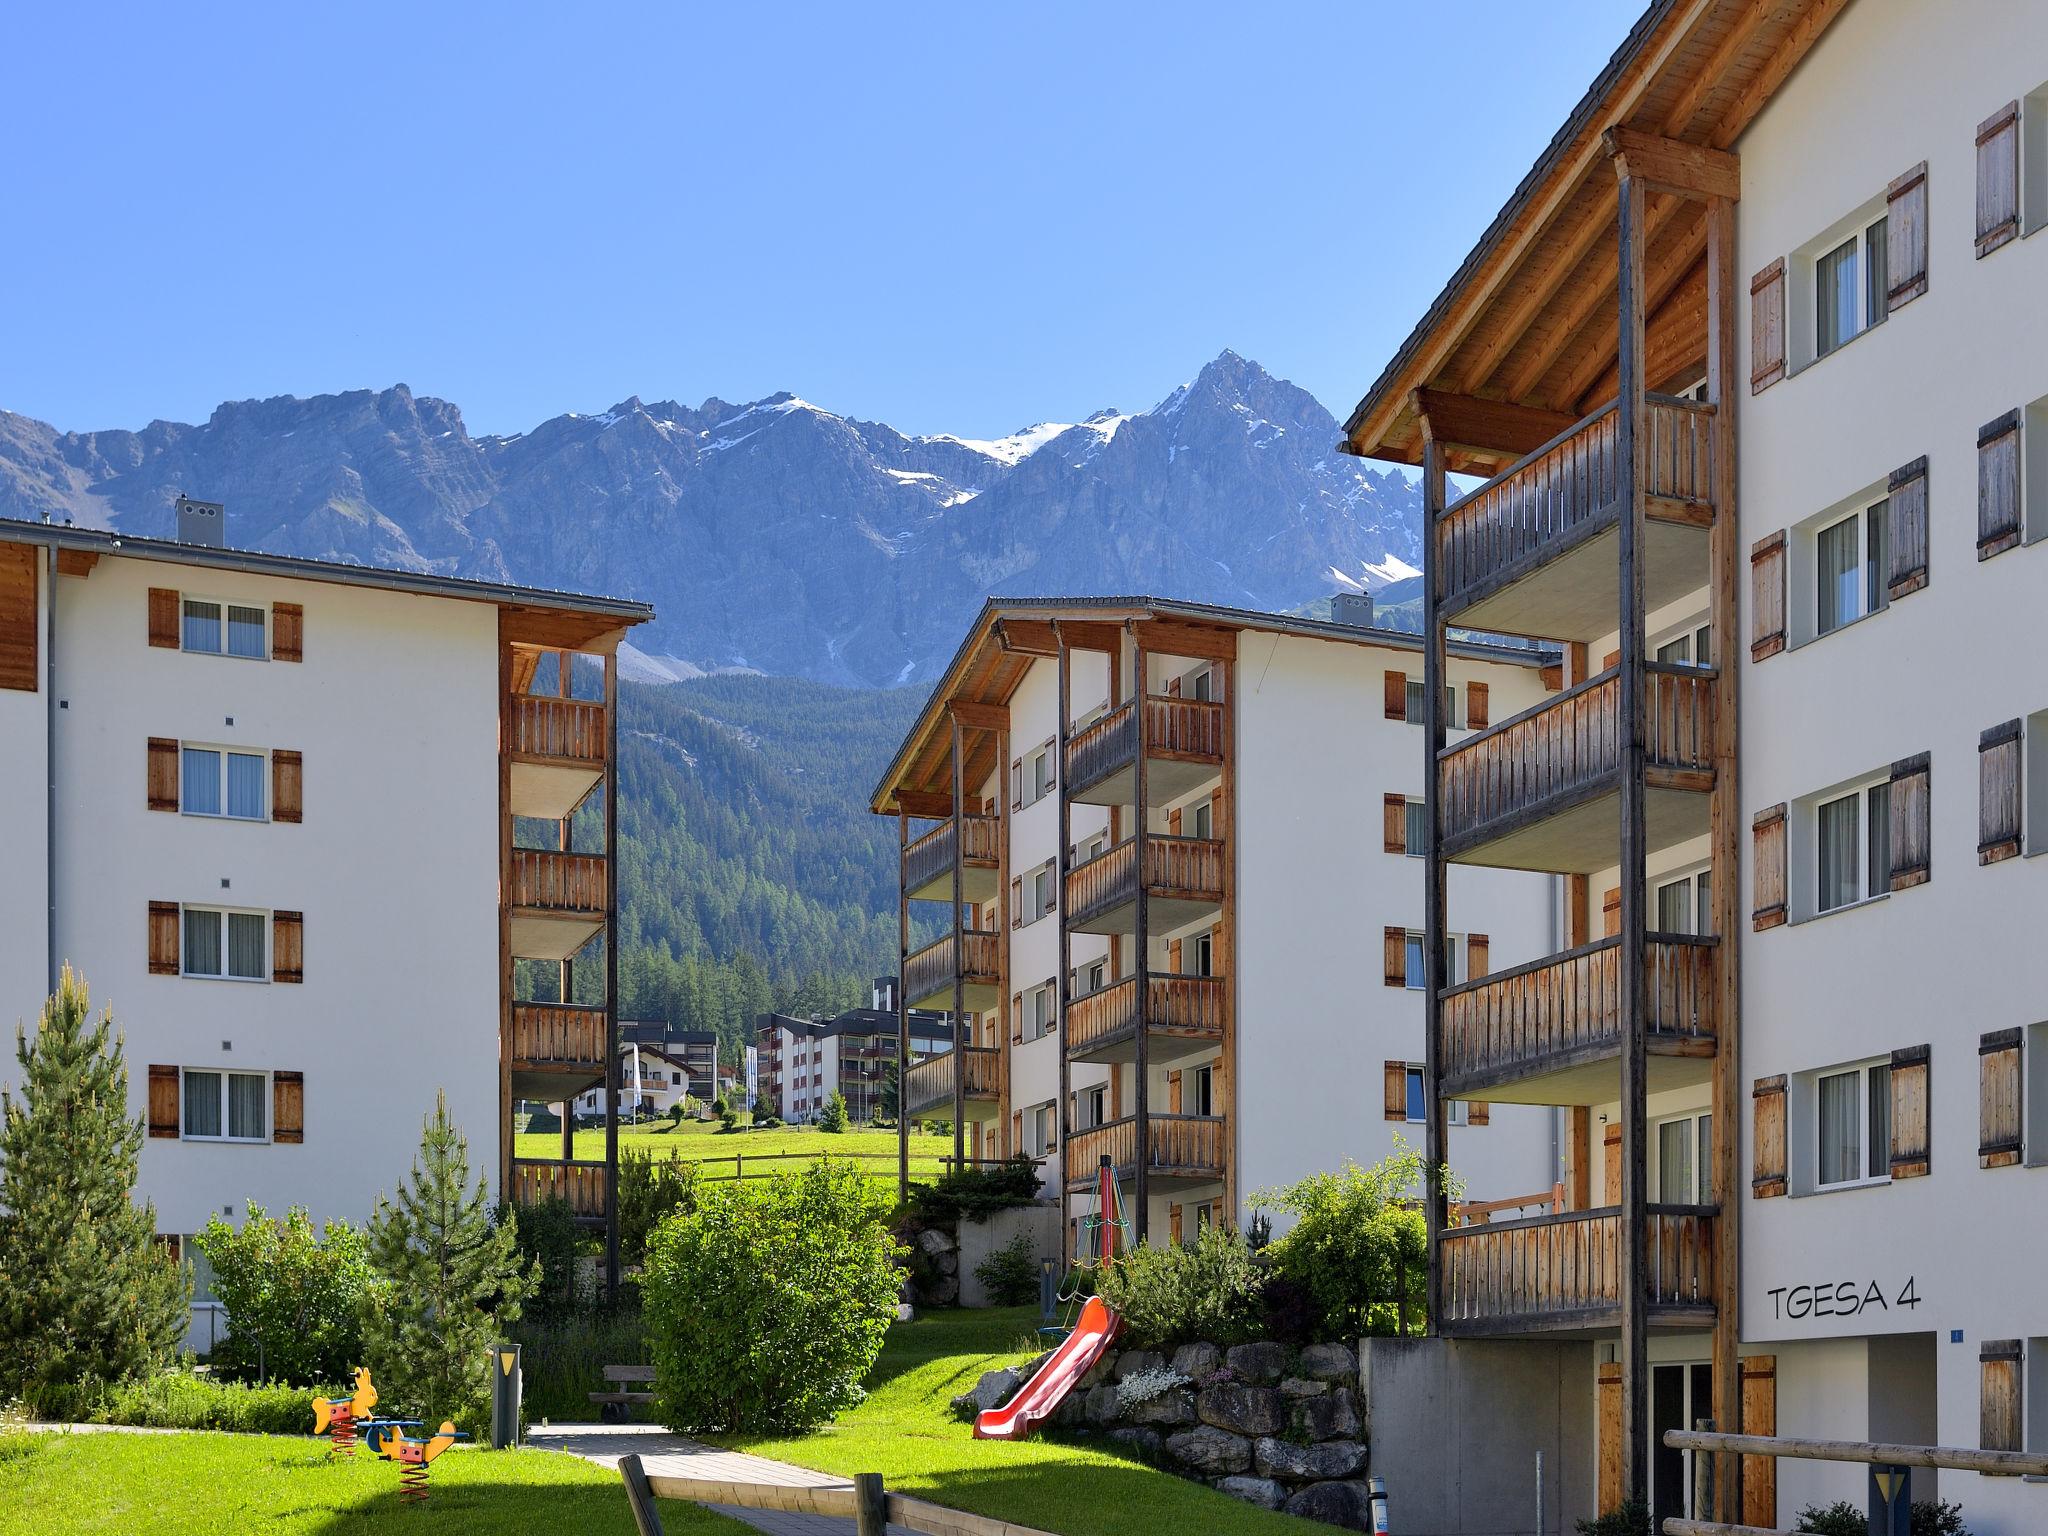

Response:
(378, 1421), (465, 1503)
(311, 1368), (379, 1458)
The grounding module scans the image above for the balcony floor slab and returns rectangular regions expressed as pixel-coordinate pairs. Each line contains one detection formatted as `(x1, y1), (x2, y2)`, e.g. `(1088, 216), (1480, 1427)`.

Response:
(1442, 1042), (1715, 1108)
(510, 910), (605, 962)
(906, 864), (999, 905)
(510, 759), (603, 822)
(1447, 779), (1710, 876)
(1069, 755), (1221, 809)
(1447, 506), (1709, 645)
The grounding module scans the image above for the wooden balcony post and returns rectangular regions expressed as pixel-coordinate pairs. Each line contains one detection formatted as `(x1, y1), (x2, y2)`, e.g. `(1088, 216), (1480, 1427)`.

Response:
(997, 723), (1012, 1157)
(497, 629), (515, 1206)
(1132, 630), (1151, 1244)
(603, 646), (621, 1299)
(1055, 627), (1074, 1203)
(1615, 166), (1651, 1511)
(949, 709), (966, 1171)
(897, 809), (910, 1202)
(1420, 420), (1450, 1331)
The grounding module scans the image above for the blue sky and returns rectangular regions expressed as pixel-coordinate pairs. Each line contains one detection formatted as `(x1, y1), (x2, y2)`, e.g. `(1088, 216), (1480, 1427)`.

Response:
(1, 3), (1642, 439)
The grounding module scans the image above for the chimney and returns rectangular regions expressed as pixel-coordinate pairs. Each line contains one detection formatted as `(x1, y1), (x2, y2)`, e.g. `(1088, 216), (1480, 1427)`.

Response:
(176, 495), (225, 548)
(1330, 591), (1375, 628)
(873, 976), (897, 1013)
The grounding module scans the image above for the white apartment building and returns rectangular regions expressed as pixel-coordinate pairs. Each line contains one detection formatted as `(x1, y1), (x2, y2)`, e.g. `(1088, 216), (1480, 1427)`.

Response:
(1341, 1), (2048, 1531)
(0, 508), (651, 1332)
(572, 1044), (693, 1120)
(871, 598), (1567, 1253)
(757, 983), (953, 1123)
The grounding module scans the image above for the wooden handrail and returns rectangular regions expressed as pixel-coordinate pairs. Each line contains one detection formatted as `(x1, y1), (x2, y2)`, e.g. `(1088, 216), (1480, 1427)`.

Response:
(511, 695), (606, 762)
(1663, 1428), (2048, 1479)
(511, 849), (608, 912)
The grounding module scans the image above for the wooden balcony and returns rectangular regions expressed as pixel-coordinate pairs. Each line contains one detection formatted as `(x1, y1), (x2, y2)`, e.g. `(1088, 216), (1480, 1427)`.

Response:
(508, 849), (608, 960)
(510, 1158), (608, 1225)
(902, 1046), (1001, 1123)
(904, 815), (1001, 904)
(1064, 835), (1224, 936)
(1064, 1114), (1227, 1190)
(1438, 935), (1718, 1104)
(1438, 1205), (1717, 1336)
(1066, 974), (1226, 1067)
(1434, 395), (1715, 642)
(1065, 697), (1226, 806)
(903, 929), (1002, 1012)
(508, 694), (608, 820)
(508, 1003), (609, 1099)
(1438, 663), (1715, 873)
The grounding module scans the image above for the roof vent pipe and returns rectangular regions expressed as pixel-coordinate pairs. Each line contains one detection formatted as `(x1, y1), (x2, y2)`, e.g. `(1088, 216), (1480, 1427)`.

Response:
(1330, 590), (1374, 628)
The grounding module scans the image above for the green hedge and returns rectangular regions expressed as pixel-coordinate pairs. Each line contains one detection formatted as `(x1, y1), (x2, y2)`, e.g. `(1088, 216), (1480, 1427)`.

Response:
(34, 1371), (322, 1435)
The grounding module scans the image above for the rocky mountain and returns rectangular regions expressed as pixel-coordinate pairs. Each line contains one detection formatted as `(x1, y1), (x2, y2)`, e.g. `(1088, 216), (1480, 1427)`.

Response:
(0, 351), (1423, 686)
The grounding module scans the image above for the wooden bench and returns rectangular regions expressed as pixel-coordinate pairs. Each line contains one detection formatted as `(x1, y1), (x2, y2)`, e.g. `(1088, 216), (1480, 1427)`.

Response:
(590, 1364), (655, 1422)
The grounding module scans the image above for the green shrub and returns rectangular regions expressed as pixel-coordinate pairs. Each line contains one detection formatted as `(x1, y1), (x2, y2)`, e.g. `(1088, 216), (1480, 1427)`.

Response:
(192, 1204), (370, 1387)
(642, 1160), (904, 1433)
(1250, 1144), (1442, 1341)
(1912, 1501), (1971, 1536)
(973, 1231), (1041, 1308)
(514, 1298), (648, 1423)
(818, 1091), (849, 1133)
(718, 1108), (740, 1132)
(510, 1197), (587, 1320)
(906, 1157), (1041, 1222)
(1097, 1224), (1265, 1349)
(617, 1148), (699, 1268)
(1575, 1499), (1649, 1536)
(42, 1370), (322, 1435)
(1796, 1502), (1865, 1536)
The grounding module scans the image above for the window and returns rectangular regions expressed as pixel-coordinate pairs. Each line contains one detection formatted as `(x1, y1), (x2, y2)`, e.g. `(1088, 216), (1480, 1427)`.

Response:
(1654, 1112), (1713, 1203)
(1024, 982), (1056, 1043)
(1193, 932), (1214, 978)
(179, 747), (267, 820)
(1403, 932), (1464, 990)
(1026, 1102), (1054, 1157)
(1032, 863), (1055, 921)
(1654, 867), (1712, 935)
(1654, 622), (1713, 669)
(1815, 498), (1888, 636)
(1815, 778), (1891, 913)
(1190, 801), (1212, 840)
(1814, 214), (1887, 358)
(1405, 680), (1462, 729)
(1814, 1059), (1890, 1189)
(1188, 667), (1214, 702)
(180, 599), (267, 659)
(1075, 1084), (1106, 1131)
(181, 907), (268, 981)
(1190, 1064), (1214, 1117)
(1031, 746), (1055, 802)
(1402, 1066), (1466, 1126)
(1403, 799), (1427, 857)
(1073, 958), (1107, 996)
(182, 1068), (268, 1142)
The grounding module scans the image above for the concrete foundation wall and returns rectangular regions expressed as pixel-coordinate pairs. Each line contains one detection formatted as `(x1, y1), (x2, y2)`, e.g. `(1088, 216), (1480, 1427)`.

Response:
(1361, 1336), (1596, 1536)
(957, 1202), (1063, 1308)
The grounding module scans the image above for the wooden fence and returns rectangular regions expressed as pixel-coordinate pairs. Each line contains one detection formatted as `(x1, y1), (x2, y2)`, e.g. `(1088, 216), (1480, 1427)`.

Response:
(622, 1457), (1064, 1536)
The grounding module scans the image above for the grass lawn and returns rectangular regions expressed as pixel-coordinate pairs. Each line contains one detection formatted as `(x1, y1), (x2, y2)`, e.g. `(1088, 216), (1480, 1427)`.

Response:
(716, 1307), (1313, 1536)
(0, 1429), (754, 1536)
(512, 1117), (959, 1184)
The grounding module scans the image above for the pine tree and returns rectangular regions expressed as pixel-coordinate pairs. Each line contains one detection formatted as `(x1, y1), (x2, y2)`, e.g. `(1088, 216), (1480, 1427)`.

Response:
(818, 1089), (849, 1134)
(0, 967), (190, 1404)
(360, 1092), (538, 1432)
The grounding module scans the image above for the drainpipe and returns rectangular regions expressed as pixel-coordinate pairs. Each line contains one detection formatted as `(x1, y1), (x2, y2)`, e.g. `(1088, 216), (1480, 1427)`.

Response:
(45, 544), (58, 994)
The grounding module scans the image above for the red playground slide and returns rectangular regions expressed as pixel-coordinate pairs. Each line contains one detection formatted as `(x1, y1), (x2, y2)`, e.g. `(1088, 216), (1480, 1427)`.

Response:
(973, 1295), (1121, 1441)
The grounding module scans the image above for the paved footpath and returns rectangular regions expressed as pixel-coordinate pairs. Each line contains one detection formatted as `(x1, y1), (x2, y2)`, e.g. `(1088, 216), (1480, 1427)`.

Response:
(529, 1422), (919, 1536)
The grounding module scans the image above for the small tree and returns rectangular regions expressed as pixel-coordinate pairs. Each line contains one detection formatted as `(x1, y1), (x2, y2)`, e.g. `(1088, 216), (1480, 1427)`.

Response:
(972, 1231), (1042, 1308)
(193, 1204), (370, 1386)
(817, 1090), (849, 1134)
(877, 1058), (900, 1124)
(507, 1196), (585, 1320)
(0, 968), (189, 1404)
(642, 1160), (903, 1433)
(360, 1092), (539, 1432)
(618, 1147), (698, 1266)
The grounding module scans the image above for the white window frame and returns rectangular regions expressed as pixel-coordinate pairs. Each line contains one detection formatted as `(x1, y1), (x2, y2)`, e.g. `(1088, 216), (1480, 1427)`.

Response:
(1651, 618), (1713, 670)
(1404, 931), (1465, 991)
(2024, 85), (2048, 239)
(1026, 1101), (1055, 1158)
(1403, 797), (1427, 858)
(1075, 1084), (1106, 1132)
(1406, 679), (1462, 730)
(1787, 479), (1891, 649)
(1032, 861), (1056, 921)
(178, 744), (270, 822)
(179, 905), (271, 983)
(1813, 498), (1888, 639)
(1029, 743), (1055, 804)
(1402, 1065), (1467, 1127)
(1807, 773), (1891, 918)
(1805, 1056), (1892, 1193)
(1192, 931), (1214, 978)
(179, 595), (270, 661)
(1789, 197), (1888, 369)
(2026, 1021), (2047, 1170)
(1191, 1063), (1215, 1118)
(1650, 1109), (1713, 1204)
(1652, 864), (1712, 936)
(1025, 982), (1056, 1044)
(180, 1066), (271, 1144)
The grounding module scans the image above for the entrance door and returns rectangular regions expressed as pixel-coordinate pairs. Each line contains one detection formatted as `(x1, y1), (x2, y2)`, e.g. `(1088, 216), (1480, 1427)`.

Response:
(1652, 1362), (1713, 1527)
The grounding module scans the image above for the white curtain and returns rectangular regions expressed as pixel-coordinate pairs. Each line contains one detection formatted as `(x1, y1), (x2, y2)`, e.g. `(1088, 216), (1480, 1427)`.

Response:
(181, 600), (221, 653)
(182, 909), (221, 976)
(1818, 1070), (1860, 1184)
(1817, 515), (1858, 631)
(226, 753), (265, 819)
(227, 604), (267, 658)
(181, 749), (221, 816)
(227, 913), (266, 979)
(228, 1073), (266, 1139)
(1817, 794), (1860, 911)
(184, 1070), (222, 1137)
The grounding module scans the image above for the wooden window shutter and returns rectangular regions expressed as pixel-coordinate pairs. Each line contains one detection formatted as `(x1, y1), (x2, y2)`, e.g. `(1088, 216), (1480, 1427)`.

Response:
(1752, 804), (1788, 931)
(1888, 1044), (1930, 1179)
(1740, 1357), (1778, 1527)
(1752, 1075), (1788, 1197)
(1010, 993), (1023, 1045)
(272, 1070), (304, 1144)
(1976, 102), (2021, 258)
(1010, 759), (1022, 811)
(1383, 670), (1406, 721)
(1596, 1361), (1622, 1516)
(1602, 887), (1621, 939)
(1885, 161), (1929, 310)
(1981, 1340), (2023, 1456)
(1539, 663), (1563, 691)
(147, 737), (180, 811)
(1383, 1062), (1408, 1122)
(1749, 258), (1787, 393)
(272, 911), (304, 984)
(1750, 531), (1787, 660)
(147, 587), (180, 648)
(1167, 937), (1182, 972)
(1009, 877), (1022, 928)
(1383, 792), (1408, 855)
(1383, 927), (1406, 988)
(271, 749), (303, 824)
(1979, 720), (2022, 864)
(1466, 933), (1488, 978)
(1601, 649), (1620, 672)
(1978, 409), (2022, 560)
(1465, 681), (1489, 729)
(148, 901), (180, 975)
(1979, 1028), (2023, 1168)
(1886, 457), (1929, 600)
(1012, 1111), (1022, 1154)
(1168, 1204), (1183, 1244)
(1467, 1100), (1489, 1126)
(1888, 753), (1932, 891)
(271, 602), (304, 663)
(147, 1064), (180, 1138)
(1167, 806), (1182, 836)
(1168, 1070), (1183, 1115)
(1602, 1123), (1622, 1204)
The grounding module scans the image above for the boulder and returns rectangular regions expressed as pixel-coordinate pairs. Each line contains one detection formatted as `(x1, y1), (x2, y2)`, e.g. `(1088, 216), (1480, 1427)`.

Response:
(1165, 1426), (1252, 1476)
(1083, 1383), (1122, 1426)
(1053, 1393), (1089, 1428)
(924, 1271), (959, 1306)
(1224, 1341), (1289, 1384)
(1283, 1480), (1371, 1530)
(1080, 1353), (1117, 1389)
(1215, 1476), (1288, 1510)
(1292, 1387), (1361, 1442)
(1106, 1426), (1163, 1460)
(1279, 1375), (1330, 1399)
(1169, 1342), (1221, 1379)
(935, 1250), (959, 1276)
(1112, 1349), (1165, 1380)
(1197, 1383), (1285, 1437)
(914, 1227), (954, 1257)
(1255, 1437), (1369, 1482)
(1125, 1388), (1196, 1427)
(965, 1368), (1020, 1413)
(1297, 1342), (1358, 1384)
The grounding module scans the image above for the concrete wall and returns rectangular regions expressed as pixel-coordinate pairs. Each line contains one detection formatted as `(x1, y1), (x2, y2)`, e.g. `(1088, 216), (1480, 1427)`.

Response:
(1361, 1336), (1597, 1536)
(956, 1201), (1064, 1308)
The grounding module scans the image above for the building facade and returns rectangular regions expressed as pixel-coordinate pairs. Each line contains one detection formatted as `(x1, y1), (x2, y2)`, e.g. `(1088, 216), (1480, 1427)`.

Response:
(1343, 0), (2048, 1530)
(0, 512), (650, 1330)
(757, 981), (952, 1123)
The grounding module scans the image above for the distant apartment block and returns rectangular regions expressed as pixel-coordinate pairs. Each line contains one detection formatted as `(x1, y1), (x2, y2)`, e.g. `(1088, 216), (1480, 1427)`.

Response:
(757, 979), (951, 1123)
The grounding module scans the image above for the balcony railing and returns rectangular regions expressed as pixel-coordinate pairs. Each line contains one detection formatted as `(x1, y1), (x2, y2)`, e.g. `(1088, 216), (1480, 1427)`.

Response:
(1147, 696), (1227, 758)
(1066, 974), (1227, 1059)
(1064, 697), (1226, 799)
(1064, 835), (1225, 929)
(1066, 701), (1138, 793)
(511, 849), (608, 913)
(902, 1046), (1000, 1119)
(511, 1003), (608, 1067)
(904, 815), (999, 897)
(1438, 934), (1718, 1090)
(1434, 395), (1715, 610)
(1064, 1113), (1227, 1186)
(510, 1158), (607, 1219)
(512, 695), (607, 763)
(903, 929), (1002, 1006)
(1438, 1204), (1716, 1331)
